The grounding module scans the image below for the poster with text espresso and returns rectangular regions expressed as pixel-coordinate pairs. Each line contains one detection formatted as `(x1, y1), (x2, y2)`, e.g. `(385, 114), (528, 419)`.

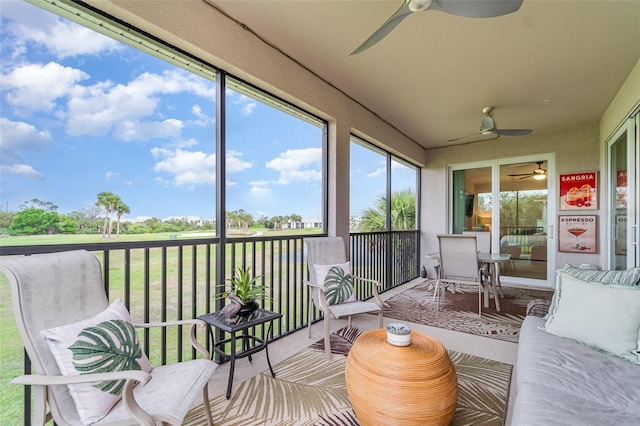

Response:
(558, 215), (597, 253)
(559, 172), (597, 210)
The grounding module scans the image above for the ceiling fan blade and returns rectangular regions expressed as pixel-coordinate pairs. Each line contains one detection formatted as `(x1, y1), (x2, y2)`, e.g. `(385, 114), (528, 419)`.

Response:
(493, 128), (532, 137)
(508, 173), (534, 177)
(433, 0), (523, 19)
(350, 1), (414, 55)
(519, 175), (533, 180)
(447, 131), (481, 142)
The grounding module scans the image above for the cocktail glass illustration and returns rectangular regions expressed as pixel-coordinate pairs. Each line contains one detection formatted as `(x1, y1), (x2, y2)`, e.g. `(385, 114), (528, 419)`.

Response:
(568, 227), (587, 249)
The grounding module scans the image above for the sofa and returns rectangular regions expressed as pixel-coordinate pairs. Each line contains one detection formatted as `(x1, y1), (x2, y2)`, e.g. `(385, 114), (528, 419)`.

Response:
(511, 266), (640, 425)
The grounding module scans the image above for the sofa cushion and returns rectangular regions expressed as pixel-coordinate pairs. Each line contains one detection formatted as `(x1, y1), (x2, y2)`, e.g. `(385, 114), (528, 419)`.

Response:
(543, 271), (640, 364)
(561, 264), (640, 286)
(513, 316), (640, 425)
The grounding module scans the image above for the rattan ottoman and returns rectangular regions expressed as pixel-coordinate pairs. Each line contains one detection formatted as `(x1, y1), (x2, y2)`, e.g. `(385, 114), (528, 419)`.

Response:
(345, 329), (458, 425)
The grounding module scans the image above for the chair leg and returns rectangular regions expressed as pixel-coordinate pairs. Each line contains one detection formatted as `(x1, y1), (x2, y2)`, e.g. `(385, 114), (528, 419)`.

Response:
(308, 293), (313, 338)
(348, 316), (352, 328)
(324, 316), (332, 360)
(203, 383), (214, 426)
(377, 310), (383, 328)
(478, 284), (482, 318)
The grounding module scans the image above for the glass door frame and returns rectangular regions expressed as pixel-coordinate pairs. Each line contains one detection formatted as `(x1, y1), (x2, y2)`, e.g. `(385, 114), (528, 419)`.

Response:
(606, 111), (639, 269)
(447, 154), (557, 286)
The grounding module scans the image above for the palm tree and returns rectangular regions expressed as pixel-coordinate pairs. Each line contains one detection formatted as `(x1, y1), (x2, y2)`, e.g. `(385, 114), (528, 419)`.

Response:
(96, 192), (121, 239)
(114, 200), (130, 237)
(360, 189), (416, 231)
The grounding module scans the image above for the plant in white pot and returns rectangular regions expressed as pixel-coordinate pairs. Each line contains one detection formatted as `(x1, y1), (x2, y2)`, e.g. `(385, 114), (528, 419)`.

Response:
(217, 266), (270, 317)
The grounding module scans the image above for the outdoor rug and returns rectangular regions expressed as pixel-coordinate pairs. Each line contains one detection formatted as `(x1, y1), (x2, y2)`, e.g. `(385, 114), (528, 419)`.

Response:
(384, 280), (553, 342)
(184, 327), (512, 426)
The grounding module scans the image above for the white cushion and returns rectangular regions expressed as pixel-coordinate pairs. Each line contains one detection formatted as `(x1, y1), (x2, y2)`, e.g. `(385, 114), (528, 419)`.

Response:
(543, 272), (640, 364)
(313, 261), (357, 306)
(41, 299), (152, 424)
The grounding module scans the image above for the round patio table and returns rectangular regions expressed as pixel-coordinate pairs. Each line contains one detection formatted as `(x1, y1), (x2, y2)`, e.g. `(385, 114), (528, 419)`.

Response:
(345, 329), (458, 426)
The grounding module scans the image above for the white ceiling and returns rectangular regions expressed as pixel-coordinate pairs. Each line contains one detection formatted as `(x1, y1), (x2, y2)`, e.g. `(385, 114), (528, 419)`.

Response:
(206, 0), (640, 150)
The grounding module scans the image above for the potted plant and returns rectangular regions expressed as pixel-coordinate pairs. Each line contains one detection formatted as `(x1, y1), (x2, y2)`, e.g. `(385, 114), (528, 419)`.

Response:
(217, 266), (270, 316)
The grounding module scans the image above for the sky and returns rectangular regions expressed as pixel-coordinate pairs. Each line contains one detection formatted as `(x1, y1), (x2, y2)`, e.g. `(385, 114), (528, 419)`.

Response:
(0, 0), (416, 222)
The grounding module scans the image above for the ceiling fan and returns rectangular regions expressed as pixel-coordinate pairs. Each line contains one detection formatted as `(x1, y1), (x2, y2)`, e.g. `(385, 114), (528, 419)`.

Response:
(351, 0), (524, 55)
(447, 106), (533, 142)
(508, 161), (547, 180)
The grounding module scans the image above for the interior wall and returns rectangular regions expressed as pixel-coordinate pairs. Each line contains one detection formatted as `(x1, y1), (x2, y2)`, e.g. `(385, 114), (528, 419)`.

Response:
(420, 123), (601, 279)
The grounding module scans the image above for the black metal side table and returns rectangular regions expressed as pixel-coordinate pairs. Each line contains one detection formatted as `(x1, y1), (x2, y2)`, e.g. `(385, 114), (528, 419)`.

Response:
(198, 308), (282, 399)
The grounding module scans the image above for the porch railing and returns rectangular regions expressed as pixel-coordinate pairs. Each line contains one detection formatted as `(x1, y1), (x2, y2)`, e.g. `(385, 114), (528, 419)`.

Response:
(0, 230), (419, 425)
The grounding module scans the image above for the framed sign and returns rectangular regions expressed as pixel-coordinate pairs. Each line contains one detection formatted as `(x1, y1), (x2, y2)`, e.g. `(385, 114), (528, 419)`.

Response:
(558, 215), (597, 253)
(559, 171), (597, 210)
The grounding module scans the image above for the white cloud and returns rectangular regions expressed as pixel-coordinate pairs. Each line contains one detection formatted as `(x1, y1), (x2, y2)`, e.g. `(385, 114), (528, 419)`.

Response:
(230, 93), (257, 116)
(0, 117), (52, 163)
(105, 171), (118, 182)
(151, 147), (215, 187)
(2, 62), (88, 114)
(266, 147), (321, 184)
(367, 166), (385, 178)
(66, 69), (213, 140)
(226, 150), (253, 173)
(1, 164), (44, 180)
(249, 180), (272, 197)
(1, 1), (122, 59)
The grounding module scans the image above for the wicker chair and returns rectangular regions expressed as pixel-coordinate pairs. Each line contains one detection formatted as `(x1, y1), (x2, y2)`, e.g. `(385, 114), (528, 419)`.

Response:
(1, 250), (218, 425)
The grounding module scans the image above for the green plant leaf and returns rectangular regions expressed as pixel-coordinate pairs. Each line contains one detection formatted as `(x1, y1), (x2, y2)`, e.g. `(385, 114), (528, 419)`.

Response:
(69, 319), (143, 395)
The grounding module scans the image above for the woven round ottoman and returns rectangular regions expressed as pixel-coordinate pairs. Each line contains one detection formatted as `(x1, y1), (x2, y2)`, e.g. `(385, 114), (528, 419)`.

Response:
(345, 329), (458, 425)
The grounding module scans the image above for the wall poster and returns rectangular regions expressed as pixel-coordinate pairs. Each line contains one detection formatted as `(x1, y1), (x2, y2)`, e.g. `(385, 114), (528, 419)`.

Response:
(559, 171), (597, 210)
(558, 215), (597, 253)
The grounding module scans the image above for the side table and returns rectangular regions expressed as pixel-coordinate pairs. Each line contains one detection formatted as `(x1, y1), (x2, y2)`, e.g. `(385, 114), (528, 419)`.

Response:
(198, 308), (282, 398)
(345, 329), (458, 425)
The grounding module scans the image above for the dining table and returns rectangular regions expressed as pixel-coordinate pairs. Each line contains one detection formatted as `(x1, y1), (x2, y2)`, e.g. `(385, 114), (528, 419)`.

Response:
(426, 251), (511, 311)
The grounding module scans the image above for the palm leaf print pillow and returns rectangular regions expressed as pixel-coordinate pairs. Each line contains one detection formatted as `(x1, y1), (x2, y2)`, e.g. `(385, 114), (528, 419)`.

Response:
(314, 261), (357, 306)
(41, 299), (152, 424)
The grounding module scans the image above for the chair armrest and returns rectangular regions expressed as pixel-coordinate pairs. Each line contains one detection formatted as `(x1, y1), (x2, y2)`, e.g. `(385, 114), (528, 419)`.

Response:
(11, 369), (151, 386)
(353, 275), (384, 308)
(12, 371), (156, 424)
(133, 319), (210, 359)
(303, 280), (326, 291)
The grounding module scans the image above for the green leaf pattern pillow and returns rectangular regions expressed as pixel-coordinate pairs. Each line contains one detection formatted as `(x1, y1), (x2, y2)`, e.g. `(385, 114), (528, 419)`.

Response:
(314, 261), (357, 306)
(70, 319), (145, 395)
(41, 299), (152, 424)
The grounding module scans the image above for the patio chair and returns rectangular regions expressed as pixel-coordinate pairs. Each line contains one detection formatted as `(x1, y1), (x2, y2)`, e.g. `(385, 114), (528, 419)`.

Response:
(1, 250), (217, 425)
(304, 237), (384, 360)
(435, 234), (485, 317)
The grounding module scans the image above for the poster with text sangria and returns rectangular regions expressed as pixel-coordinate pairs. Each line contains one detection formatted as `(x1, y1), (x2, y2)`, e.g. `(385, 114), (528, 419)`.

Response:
(559, 171), (597, 210)
(558, 215), (597, 253)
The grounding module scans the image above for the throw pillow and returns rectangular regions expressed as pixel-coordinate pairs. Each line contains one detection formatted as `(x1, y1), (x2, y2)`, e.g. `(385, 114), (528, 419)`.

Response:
(314, 261), (357, 306)
(41, 299), (152, 425)
(561, 264), (640, 286)
(543, 271), (640, 364)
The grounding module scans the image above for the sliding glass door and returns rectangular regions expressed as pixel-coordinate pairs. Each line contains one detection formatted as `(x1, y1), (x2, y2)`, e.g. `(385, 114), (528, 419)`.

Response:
(449, 155), (556, 286)
(607, 111), (639, 269)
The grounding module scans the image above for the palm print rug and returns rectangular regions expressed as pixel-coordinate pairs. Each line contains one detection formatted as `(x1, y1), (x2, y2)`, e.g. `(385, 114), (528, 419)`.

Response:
(383, 280), (553, 342)
(184, 327), (512, 426)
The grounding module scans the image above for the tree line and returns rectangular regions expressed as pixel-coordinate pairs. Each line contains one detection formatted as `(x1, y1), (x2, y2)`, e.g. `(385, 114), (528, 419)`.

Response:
(1, 189), (416, 237)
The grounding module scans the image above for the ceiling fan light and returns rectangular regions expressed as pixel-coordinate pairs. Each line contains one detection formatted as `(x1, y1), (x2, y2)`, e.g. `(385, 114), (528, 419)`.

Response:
(533, 174), (546, 180)
(409, 0), (432, 12)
